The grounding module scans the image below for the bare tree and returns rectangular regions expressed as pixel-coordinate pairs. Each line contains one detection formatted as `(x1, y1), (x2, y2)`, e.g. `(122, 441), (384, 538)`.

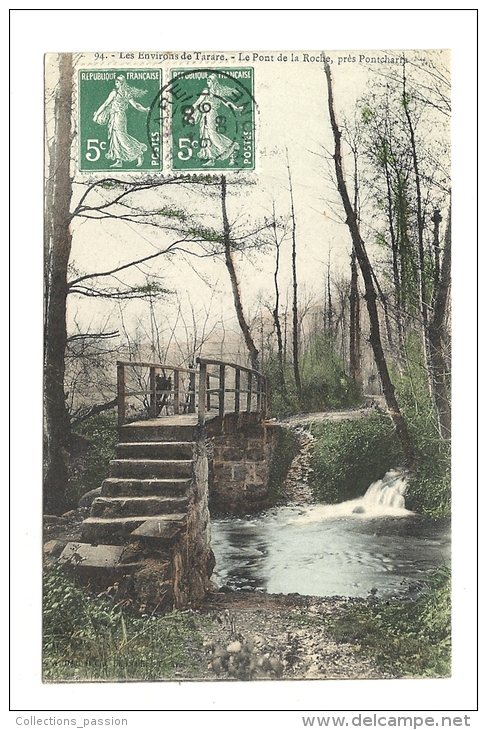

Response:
(220, 175), (260, 371)
(270, 203), (287, 390)
(428, 203), (451, 438)
(324, 60), (415, 469)
(44, 53), (74, 513)
(286, 158), (302, 396)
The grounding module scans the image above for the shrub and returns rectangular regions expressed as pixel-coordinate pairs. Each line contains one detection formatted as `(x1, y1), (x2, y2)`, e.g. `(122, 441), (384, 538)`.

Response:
(391, 342), (451, 516)
(309, 412), (402, 503)
(265, 335), (362, 418)
(68, 411), (119, 506)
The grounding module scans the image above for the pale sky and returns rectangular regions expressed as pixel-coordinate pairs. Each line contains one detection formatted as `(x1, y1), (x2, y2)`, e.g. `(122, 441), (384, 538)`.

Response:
(63, 49), (450, 352)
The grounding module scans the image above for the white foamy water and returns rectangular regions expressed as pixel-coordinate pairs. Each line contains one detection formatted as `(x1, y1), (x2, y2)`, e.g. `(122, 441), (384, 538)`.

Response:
(211, 469), (450, 598)
(290, 469), (411, 524)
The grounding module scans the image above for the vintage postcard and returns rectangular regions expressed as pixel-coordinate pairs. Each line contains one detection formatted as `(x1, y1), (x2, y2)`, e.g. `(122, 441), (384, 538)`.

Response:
(43, 49), (453, 687)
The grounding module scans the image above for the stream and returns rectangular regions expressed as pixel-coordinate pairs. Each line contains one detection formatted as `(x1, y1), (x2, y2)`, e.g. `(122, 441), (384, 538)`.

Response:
(211, 470), (451, 600)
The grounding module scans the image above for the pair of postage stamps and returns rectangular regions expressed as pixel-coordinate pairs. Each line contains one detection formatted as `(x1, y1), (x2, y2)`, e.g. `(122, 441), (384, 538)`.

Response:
(78, 67), (255, 173)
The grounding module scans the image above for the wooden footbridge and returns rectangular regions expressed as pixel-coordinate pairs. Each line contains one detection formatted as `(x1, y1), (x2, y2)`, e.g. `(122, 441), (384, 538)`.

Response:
(62, 358), (271, 610)
(116, 357), (269, 427)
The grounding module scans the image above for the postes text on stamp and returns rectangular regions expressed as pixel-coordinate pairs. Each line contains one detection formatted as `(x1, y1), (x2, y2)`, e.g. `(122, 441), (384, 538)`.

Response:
(78, 69), (162, 172)
(169, 68), (255, 171)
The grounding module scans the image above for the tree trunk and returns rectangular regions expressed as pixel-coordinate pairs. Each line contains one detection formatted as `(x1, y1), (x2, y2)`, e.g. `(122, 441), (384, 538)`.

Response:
(428, 203), (451, 439)
(324, 61), (415, 470)
(402, 67), (433, 390)
(271, 212), (286, 390)
(287, 162), (302, 396)
(44, 53), (74, 513)
(349, 249), (361, 383)
(220, 176), (260, 371)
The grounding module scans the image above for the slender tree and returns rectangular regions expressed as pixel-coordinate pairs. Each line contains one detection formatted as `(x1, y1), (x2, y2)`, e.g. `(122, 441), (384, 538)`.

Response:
(220, 175), (260, 371)
(428, 203), (451, 438)
(286, 159), (302, 396)
(324, 60), (415, 469)
(349, 250), (361, 384)
(270, 204), (286, 390)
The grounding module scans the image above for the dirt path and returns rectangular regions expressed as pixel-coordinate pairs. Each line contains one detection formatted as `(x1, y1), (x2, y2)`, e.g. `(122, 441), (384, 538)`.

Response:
(277, 402), (384, 429)
(179, 590), (393, 681)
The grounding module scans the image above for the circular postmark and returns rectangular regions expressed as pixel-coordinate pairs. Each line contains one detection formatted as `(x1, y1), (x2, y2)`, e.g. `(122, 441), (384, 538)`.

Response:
(147, 67), (256, 172)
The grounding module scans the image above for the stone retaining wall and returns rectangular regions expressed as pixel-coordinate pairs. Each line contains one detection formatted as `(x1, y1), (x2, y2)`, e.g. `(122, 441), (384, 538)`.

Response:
(207, 413), (276, 514)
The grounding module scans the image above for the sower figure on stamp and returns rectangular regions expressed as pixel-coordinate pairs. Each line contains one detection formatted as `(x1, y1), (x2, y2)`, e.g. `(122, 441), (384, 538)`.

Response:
(156, 372), (172, 416)
(193, 74), (243, 166)
(93, 75), (150, 168)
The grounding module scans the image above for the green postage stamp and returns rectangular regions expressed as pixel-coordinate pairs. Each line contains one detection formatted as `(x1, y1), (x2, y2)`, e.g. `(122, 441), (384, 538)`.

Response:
(78, 66), (255, 172)
(168, 68), (255, 170)
(78, 68), (163, 172)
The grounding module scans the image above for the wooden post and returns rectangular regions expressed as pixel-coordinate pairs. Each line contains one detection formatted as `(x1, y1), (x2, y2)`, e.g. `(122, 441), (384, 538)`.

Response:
(247, 371), (252, 412)
(117, 362), (125, 427)
(173, 369), (180, 415)
(234, 368), (241, 412)
(219, 363), (226, 418)
(198, 360), (207, 426)
(149, 366), (157, 418)
(256, 374), (262, 413)
(189, 370), (196, 413)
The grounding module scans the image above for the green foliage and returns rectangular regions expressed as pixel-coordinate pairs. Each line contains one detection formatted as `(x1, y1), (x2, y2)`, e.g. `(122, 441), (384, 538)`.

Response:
(264, 357), (299, 418)
(265, 335), (362, 418)
(155, 206), (187, 221)
(329, 565), (451, 677)
(300, 336), (362, 412)
(377, 138), (393, 166)
(361, 106), (373, 124)
(309, 412), (402, 503)
(69, 411), (118, 505)
(390, 334), (451, 516)
(133, 280), (171, 297)
(43, 567), (202, 681)
(188, 225), (223, 244)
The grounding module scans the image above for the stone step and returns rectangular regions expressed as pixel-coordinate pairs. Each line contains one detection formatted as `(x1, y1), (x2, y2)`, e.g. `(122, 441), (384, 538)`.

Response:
(82, 513), (187, 545)
(119, 423), (197, 443)
(116, 441), (194, 460)
(101, 477), (192, 498)
(90, 495), (190, 518)
(109, 459), (193, 480)
(58, 542), (124, 569)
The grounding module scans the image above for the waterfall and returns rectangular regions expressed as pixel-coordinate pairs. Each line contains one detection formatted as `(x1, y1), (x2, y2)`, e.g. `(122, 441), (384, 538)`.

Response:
(360, 469), (409, 510)
(289, 469), (411, 524)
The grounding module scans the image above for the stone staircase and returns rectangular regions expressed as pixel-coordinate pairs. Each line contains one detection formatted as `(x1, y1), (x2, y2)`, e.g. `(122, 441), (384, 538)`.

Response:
(58, 420), (206, 610)
(80, 421), (197, 546)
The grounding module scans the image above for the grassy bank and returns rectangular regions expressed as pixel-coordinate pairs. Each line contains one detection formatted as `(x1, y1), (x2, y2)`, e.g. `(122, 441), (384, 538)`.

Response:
(309, 412), (402, 504)
(327, 565), (451, 677)
(43, 567), (203, 682)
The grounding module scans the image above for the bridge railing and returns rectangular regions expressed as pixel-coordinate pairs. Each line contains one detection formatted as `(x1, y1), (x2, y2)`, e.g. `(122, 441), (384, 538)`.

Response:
(116, 358), (268, 427)
(196, 357), (269, 426)
(116, 361), (197, 427)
